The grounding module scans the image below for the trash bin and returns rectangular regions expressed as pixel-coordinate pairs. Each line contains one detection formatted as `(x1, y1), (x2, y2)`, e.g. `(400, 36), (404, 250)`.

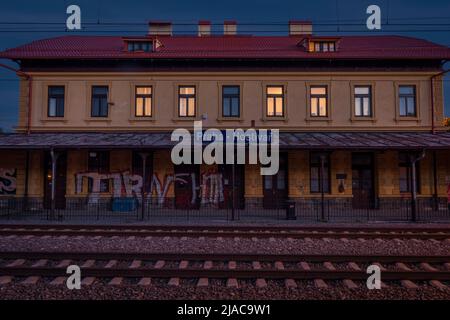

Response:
(112, 197), (137, 212)
(286, 200), (296, 220)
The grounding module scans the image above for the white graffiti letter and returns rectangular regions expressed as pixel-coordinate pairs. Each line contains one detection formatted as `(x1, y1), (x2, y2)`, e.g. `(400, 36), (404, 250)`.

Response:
(366, 5), (381, 30)
(0, 168), (17, 194)
(171, 128), (192, 165)
(66, 5), (81, 30)
(366, 264), (381, 289)
(66, 265), (81, 290)
(259, 129), (279, 176)
(203, 128), (224, 165)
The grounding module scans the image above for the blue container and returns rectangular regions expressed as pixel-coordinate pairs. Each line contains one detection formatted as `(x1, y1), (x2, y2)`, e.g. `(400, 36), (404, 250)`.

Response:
(112, 198), (137, 212)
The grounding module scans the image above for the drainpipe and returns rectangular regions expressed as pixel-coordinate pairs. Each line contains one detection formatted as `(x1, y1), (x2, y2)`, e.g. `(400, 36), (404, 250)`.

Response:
(0, 63), (33, 135)
(319, 153), (327, 222)
(24, 150), (30, 210)
(430, 68), (450, 134)
(432, 150), (438, 211)
(139, 152), (149, 221)
(409, 150), (426, 222)
(50, 148), (59, 220)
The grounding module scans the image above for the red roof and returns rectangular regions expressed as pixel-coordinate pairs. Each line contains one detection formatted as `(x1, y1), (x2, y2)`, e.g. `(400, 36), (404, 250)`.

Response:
(1, 34), (450, 60)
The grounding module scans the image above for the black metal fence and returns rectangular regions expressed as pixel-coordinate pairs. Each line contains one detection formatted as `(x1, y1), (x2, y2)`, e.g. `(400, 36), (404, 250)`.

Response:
(0, 197), (449, 223)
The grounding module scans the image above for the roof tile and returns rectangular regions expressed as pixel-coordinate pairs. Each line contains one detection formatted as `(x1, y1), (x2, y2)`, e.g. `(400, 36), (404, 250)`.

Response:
(1, 35), (449, 60)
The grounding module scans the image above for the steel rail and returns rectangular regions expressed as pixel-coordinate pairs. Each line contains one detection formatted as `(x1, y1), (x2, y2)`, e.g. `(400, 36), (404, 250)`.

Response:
(1, 266), (449, 281)
(0, 225), (449, 239)
(0, 251), (449, 263)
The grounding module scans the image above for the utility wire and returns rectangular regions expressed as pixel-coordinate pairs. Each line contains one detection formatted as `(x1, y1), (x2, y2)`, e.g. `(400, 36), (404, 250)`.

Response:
(1, 29), (450, 33)
(2, 15), (450, 25)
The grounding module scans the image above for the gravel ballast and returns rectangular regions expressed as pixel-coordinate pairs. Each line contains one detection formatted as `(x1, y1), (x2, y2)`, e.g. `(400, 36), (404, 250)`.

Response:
(0, 234), (449, 300)
(0, 235), (448, 256)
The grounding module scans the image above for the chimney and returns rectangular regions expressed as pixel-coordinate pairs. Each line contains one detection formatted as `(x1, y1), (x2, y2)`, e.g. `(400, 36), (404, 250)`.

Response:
(223, 20), (237, 35)
(289, 20), (312, 36)
(148, 21), (172, 36)
(198, 20), (211, 36)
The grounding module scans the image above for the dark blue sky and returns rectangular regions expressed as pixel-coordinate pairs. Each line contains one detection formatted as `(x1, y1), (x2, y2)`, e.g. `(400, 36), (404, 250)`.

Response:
(0, 0), (449, 131)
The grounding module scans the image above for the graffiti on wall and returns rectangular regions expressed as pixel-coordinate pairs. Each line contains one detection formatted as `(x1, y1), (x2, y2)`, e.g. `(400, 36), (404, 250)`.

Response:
(76, 171), (142, 199)
(75, 169), (225, 205)
(200, 170), (224, 205)
(0, 168), (17, 195)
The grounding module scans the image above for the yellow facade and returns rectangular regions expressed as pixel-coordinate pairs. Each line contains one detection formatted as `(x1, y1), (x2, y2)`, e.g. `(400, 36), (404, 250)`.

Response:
(1, 69), (448, 208)
(16, 72), (444, 133)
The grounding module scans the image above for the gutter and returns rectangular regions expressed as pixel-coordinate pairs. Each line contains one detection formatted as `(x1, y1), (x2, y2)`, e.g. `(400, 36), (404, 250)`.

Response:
(0, 62), (32, 135)
(430, 67), (450, 134)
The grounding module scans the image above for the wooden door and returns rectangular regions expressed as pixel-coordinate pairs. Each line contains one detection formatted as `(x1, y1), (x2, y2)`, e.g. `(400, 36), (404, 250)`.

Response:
(352, 153), (375, 209)
(263, 153), (287, 209)
(218, 164), (245, 209)
(174, 164), (200, 209)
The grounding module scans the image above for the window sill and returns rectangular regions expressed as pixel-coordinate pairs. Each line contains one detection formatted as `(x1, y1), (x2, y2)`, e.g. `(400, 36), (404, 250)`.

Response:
(350, 117), (377, 123)
(217, 117), (244, 122)
(129, 117), (156, 122)
(395, 117), (421, 123)
(40, 118), (68, 123)
(84, 118), (112, 123)
(305, 117), (332, 122)
(172, 117), (199, 122)
(262, 116), (288, 122)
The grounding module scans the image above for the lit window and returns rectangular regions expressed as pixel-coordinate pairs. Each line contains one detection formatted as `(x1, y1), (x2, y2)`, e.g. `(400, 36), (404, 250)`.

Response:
(329, 42), (335, 51)
(178, 86), (196, 117)
(314, 42), (320, 52)
(266, 86), (284, 117)
(354, 86), (372, 117)
(311, 41), (336, 52)
(135, 86), (152, 117)
(310, 86), (328, 117)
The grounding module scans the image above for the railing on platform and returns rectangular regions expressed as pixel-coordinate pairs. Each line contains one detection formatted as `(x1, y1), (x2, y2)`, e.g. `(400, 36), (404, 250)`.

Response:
(0, 197), (448, 222)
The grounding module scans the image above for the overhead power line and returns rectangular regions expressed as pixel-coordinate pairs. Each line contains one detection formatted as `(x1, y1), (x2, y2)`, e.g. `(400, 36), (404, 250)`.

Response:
(0, 29), (450, 34)
(1, 15), (450, 25)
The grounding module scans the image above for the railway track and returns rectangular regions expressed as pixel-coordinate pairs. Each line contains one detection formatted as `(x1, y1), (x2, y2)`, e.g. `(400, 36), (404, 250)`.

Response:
(1, 251), (449, 289)
(1, 224), (450, 240)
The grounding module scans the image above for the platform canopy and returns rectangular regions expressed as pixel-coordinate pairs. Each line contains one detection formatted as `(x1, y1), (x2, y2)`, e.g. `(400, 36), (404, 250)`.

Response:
(0, 132), (450, 150)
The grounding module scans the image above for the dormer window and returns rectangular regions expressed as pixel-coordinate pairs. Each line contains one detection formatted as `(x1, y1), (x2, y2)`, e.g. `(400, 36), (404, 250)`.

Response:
(127, 41), (152, 52)
(315, 41), (335, 52)
(304, 38), (339, 53)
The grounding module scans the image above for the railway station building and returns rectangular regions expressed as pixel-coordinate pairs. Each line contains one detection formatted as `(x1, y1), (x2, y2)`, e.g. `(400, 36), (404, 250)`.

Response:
(0, 21), (450, 221)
